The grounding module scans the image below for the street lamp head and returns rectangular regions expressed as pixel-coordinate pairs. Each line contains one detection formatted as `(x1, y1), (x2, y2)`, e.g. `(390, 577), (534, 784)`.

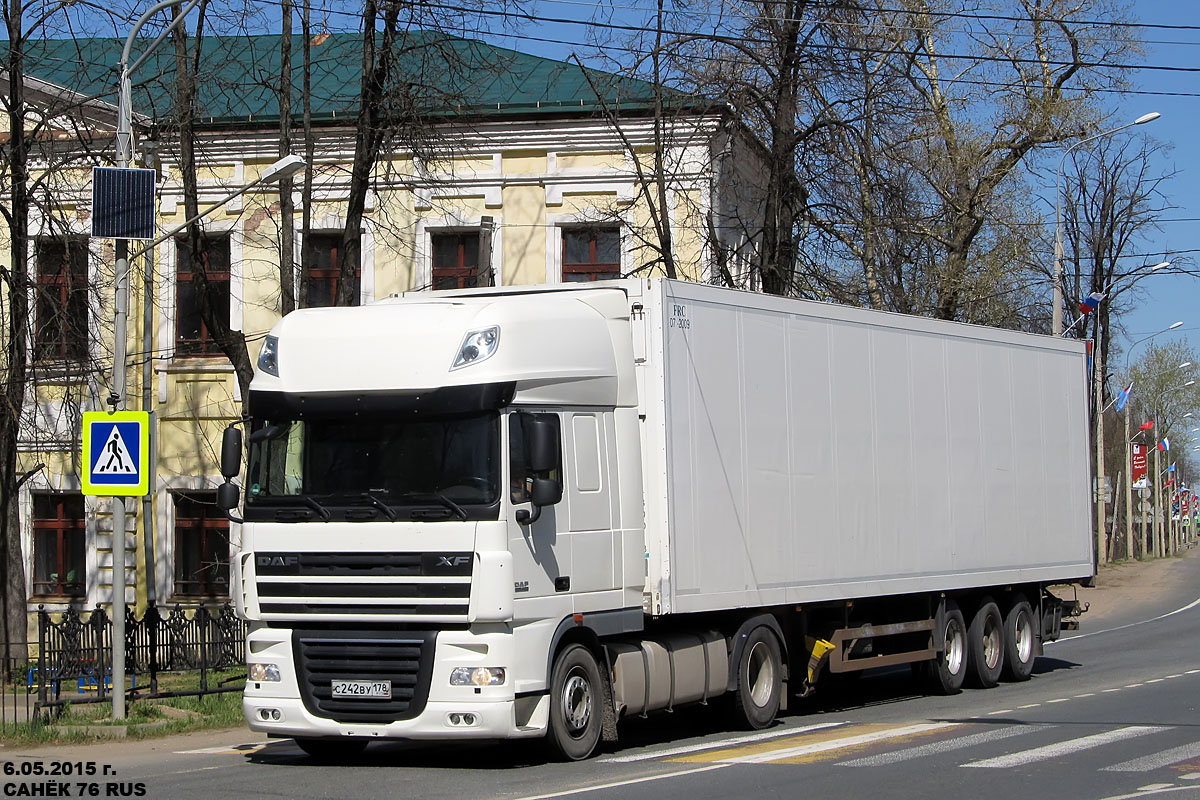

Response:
(1169, 321), (1185, 330)
(1150, 261), (1171, 271)
(261, 154), (306, 183)
(1186, 381), (1197, 388)
(1135, 112), (1162, 125)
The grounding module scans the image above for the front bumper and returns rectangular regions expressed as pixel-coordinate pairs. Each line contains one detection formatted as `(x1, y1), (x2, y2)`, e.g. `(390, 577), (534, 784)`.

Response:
(243, 624), (546, 741)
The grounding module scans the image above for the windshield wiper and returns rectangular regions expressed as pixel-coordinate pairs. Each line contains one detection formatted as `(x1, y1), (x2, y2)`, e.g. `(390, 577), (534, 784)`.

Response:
(400, 492), (468, 521)
(360, 491), (398, 521)
(300, 495), (331, 521)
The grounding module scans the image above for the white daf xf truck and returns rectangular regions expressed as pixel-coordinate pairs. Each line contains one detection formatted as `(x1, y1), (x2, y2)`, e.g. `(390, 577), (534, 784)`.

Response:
(217, 278), (1093, 760)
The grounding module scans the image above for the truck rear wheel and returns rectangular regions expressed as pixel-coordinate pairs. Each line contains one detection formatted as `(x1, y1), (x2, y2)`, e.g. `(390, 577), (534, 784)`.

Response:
(731, 627), (782, 729)
(1001, 595), (1036, 682)
(968, 599), (1005, 688)
(294, 737), (368, 760)
(547, 643), (603, 761)
(925, 599), (967, 695)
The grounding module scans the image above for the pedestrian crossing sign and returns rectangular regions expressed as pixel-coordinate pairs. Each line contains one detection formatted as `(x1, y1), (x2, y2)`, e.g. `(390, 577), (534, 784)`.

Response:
(82, 411), (150, 496)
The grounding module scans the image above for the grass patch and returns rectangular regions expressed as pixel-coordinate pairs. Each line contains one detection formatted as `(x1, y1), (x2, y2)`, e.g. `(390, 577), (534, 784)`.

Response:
(0, 669), (248, 747)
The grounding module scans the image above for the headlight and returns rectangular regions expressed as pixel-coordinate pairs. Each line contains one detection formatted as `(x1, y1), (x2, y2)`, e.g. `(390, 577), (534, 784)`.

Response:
(258, 335), (280, 376)
(451, 326), (500, 370)
(450, 666), (506, 686)
(248, 662), (281, 682)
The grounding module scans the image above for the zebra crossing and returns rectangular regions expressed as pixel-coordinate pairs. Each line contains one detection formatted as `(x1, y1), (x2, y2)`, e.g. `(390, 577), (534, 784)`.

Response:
(643, 719), (1200, 777)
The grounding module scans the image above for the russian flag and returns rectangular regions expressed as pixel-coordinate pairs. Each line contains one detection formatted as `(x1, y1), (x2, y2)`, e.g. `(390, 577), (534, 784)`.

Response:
(1116, 381), (1134, 412)
(1079, 291), (1106, 314)
(1159, 438), (1171, 452)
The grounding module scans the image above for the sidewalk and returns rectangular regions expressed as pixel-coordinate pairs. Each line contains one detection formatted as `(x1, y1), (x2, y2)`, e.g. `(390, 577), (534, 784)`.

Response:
(1059, 543), (1200, 627)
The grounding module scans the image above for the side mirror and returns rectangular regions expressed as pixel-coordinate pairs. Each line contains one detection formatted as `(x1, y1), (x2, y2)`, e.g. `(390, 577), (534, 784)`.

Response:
(530, 477), (562, 507)
(220, 426), (243, 480)
(517, 478), (563, 526)
(216, 482), (240, 512)
(527, 415), (560, 473)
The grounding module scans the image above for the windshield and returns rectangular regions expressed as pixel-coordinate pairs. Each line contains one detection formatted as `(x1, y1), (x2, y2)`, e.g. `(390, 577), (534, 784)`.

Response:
(244, 410), (500, 522)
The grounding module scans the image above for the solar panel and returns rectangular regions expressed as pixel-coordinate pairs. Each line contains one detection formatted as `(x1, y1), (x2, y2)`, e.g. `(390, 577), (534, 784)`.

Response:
(91, 167), (157, 240)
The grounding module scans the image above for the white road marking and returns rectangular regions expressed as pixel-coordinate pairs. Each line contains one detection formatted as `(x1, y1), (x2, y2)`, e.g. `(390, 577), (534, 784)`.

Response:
(1050, 596), (1200, 645)
(962, 726), (1166, 769)
(988, 709), (1014, 715)
(1181, 773), (1200, 780)
(600, 722), (846, 763)
(1076, 693), (1097, 698)
(1102, 741), (1200, 772)
(176, 742), (268, 755)
(836, 724), (1048, 767)
(1137, 784), (1176, 792)
(716, 722), (958, 764)
(509, 764), (731, 800)
(1047, 698), (1069, 703)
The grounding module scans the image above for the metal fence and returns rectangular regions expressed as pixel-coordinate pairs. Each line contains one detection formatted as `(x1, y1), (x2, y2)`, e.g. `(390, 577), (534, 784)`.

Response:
(32, 604), (247, 715)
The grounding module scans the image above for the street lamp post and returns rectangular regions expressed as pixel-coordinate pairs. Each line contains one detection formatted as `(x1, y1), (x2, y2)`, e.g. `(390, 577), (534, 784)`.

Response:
(108, 0), (203, 722)
(107, 0), (301, 720)
(1052, 112), (1161, 336)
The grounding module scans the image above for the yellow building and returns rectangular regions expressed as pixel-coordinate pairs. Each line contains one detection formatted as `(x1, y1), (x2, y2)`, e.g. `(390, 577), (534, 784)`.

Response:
(6, 33), (761, 625)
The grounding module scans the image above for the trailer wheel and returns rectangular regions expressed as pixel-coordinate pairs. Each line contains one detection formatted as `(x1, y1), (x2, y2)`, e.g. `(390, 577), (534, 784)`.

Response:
(926, 599), (967, 695)
(294, 737), (368, 760)
(731, 627), (782, 730)
(1001, 595), (1036, 682)
(968, 599), (1005, 688)
(546, 643), (603, 761)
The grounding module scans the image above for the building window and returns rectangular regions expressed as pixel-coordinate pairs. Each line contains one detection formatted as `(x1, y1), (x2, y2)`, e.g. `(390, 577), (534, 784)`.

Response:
(176, 234), (231, 356)
(305, 232), (360, 307)
(173, 492), (229, 598)
(32, 494), (85, 598)
(562, 227), (620, 282)
(34, 236), (89, 362)
(431, 232), (481, 290)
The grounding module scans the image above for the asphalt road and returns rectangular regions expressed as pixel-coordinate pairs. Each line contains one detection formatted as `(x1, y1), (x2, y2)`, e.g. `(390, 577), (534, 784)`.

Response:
(7, 551), (1200, 800)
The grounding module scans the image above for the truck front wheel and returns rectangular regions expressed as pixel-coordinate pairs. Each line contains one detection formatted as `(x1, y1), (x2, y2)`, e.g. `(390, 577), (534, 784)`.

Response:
(547, 643), (603, 761)
(731, 627), (782, 729)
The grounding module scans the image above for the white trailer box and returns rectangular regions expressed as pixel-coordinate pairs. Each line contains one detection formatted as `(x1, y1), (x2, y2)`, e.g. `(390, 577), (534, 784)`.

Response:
(635, 280), (1093, 616)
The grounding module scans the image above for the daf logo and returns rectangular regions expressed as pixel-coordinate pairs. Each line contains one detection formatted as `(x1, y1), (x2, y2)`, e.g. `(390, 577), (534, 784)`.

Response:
(436, 556), (471, 567)
(257, 555), (299, 568)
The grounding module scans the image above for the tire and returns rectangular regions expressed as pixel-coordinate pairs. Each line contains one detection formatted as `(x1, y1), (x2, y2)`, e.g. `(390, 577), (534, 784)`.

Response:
(927, 599), (967, 695)
(967, 598), (1005, 689)
(731, 626), (783, 730)
(1001, 595), (1037, 682)
(294, 737), (368, 760)
(546, 643), (604, 761)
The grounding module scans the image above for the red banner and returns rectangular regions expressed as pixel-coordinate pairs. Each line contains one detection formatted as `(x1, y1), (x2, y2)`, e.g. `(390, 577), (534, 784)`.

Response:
(1131, 443), (1148, 488)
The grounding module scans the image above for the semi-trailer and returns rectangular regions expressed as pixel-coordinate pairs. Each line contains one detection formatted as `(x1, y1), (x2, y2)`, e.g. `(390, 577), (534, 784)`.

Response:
(218, 278), (1091, 760)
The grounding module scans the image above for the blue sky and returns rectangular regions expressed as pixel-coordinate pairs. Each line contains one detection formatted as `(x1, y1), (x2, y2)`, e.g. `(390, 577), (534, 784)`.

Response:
(1111, 0), (1200, 366)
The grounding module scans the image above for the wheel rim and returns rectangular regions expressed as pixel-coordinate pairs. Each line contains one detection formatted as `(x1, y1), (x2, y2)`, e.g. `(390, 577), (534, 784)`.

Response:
(983, 614), (1002, 670)
(747, 640), (775, 707)
(944, 619), (964, 674)
(1014, 609), (1033, 663)
(561, 668), (592, 737)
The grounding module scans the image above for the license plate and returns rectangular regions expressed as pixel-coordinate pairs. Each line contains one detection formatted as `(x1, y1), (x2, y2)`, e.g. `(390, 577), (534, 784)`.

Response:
(331, 679), (391, 699)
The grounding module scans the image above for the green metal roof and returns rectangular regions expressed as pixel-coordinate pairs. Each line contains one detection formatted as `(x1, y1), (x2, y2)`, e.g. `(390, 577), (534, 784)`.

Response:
(4, 32), (709, 125)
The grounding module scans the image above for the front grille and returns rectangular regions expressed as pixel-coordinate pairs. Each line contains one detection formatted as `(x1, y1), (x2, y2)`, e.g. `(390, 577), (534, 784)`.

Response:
(293, 628), (436, 723)
(255, 552), (472, 620)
